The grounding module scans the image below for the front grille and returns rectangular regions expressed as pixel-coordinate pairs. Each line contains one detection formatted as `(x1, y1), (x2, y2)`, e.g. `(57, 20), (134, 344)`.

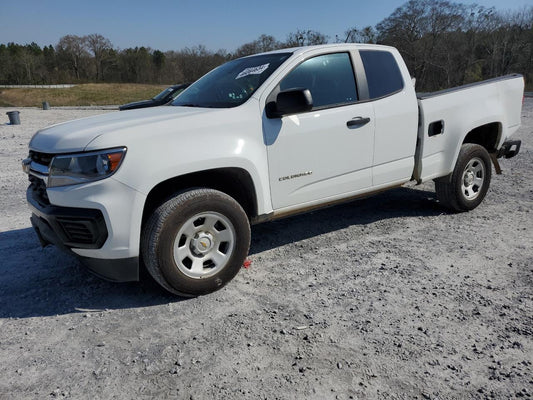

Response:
(26, 151), (109, 249)
(28, 175), (50, 206)
(29, 150), (55, 166)
(56, 218), (97, 244)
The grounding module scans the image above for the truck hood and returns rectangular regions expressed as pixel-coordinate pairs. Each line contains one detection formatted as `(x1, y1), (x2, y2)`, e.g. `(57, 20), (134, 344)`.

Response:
(29, 106), (213, 153)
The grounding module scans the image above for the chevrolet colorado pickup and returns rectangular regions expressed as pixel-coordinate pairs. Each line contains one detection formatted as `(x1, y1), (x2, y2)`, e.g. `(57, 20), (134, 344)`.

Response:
(23, 44), (524, 296)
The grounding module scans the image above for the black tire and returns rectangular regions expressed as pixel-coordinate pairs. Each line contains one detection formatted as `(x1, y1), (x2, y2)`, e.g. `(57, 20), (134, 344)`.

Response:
(141, 189), (250, 296)
(434, 143), (492, 212)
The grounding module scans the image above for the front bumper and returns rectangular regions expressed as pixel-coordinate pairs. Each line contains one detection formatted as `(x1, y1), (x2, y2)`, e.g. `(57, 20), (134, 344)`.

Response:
(26, 179), (142, 282)
(29, 209), (138, 282)
(28, 188), (108, 249)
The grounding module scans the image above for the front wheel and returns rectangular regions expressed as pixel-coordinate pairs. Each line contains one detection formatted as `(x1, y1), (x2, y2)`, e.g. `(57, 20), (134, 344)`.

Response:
(434, 143), (492, 212)
(141, 189), (251, 296)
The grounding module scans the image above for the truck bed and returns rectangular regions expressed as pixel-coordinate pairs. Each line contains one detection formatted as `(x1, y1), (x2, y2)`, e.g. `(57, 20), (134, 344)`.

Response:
(414, 74), (524, 182)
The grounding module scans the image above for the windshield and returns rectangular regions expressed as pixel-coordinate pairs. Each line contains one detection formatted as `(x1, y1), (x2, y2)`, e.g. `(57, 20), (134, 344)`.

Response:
(172, 53), (292, 108)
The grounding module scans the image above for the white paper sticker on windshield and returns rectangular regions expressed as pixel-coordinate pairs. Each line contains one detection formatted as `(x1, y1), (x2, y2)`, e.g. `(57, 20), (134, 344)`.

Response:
(235, 63), (270, 79)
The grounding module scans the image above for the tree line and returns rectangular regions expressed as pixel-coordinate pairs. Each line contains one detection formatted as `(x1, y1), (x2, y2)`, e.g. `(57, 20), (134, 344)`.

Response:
(0, 0), (531, 91)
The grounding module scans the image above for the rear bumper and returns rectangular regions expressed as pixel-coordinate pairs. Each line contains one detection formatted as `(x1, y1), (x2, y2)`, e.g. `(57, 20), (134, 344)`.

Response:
(498, 140), (521, 159)
(28, 187), (139, 282)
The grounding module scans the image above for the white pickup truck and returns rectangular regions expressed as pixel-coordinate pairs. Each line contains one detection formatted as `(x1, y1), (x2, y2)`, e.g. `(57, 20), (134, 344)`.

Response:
(23, 44), (524, 296)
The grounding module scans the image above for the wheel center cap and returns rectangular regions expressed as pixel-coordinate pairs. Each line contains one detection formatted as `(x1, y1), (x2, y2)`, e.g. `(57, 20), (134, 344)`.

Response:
(192, 233), (214, 255)
(464, 171), (475, 186)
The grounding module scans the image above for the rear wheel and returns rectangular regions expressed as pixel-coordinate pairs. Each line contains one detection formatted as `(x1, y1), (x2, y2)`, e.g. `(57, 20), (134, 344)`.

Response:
(434, 143), (492, 212)
(141, 189), (250, 296)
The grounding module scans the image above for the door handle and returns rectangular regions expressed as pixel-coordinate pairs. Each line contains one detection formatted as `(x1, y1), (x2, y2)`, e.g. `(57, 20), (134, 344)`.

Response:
(346, 117), (371, 128)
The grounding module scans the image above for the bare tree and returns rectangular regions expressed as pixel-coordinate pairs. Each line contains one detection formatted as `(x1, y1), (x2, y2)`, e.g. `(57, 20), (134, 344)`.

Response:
(377, 0), (466, 89)
(86, 34), (112, 81)
(56, 35), (89, 81)
(1, 3), (531, 89)
(172, 45), (228, 82)
(234, 34), (282, 57)
(285, 30), (328, 47)
(344, 26), (377, 43)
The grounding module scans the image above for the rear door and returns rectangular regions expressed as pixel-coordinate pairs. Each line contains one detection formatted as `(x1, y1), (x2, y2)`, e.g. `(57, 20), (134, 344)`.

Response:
(263, 52), (375, 210)
(359, 49), (419, 186)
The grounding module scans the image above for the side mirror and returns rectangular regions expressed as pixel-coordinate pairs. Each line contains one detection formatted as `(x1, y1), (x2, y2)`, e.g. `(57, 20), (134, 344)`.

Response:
(266, 88), (313, 118)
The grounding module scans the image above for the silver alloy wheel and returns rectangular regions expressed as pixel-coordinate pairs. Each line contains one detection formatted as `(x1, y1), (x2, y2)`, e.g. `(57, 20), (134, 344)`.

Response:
(173, 212), (236, 279)
(461, 157), (485, 200)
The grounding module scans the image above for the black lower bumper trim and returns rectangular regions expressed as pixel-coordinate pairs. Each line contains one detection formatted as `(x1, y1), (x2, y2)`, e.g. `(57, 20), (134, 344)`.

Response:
(31, 213), (139, 281)
(80, 256), (139, 282)
(27, 187), (108, 249)
(27, 187), (139, 282)
(31, 213), (71, 251)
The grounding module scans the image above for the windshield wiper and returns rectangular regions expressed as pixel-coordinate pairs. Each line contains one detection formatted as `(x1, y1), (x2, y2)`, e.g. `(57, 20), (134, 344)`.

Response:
(178, 103), (204, 107)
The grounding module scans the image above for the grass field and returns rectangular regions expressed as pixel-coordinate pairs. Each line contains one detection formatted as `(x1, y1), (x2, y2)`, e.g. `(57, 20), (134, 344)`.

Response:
(2, 83), (530, 108)
(0, 83), (168, 107)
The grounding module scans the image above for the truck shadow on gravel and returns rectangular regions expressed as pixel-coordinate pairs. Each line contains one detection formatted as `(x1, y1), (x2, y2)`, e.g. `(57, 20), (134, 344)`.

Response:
(250, 186), (442, 254)
(1, 187), (441, 319)
(0, 228), (179, 319)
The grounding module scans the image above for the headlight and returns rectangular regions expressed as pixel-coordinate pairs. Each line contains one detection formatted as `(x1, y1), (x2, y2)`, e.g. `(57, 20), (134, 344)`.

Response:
(48, 147), (127, 187)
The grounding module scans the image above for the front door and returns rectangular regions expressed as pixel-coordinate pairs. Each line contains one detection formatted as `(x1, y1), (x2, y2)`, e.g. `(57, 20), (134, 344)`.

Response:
(264, 52), (375, 210)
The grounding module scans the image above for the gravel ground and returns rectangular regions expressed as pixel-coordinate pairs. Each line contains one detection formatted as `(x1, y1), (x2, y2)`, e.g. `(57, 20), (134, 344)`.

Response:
(0, 103), (531, 399)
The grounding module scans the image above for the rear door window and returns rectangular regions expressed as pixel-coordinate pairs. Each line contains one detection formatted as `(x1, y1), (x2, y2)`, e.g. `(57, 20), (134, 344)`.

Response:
(360, 50), (404, 99)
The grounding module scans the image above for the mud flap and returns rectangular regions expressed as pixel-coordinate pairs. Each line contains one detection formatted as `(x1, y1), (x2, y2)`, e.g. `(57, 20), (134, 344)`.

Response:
(489, 153), (502, 175)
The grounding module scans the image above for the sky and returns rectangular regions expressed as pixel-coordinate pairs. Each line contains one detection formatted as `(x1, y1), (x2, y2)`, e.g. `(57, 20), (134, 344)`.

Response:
(0, 0), (531, 52)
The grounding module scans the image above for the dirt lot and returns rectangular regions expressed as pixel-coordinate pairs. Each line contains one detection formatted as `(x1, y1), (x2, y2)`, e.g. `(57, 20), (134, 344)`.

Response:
(0, 103), (531, 399)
